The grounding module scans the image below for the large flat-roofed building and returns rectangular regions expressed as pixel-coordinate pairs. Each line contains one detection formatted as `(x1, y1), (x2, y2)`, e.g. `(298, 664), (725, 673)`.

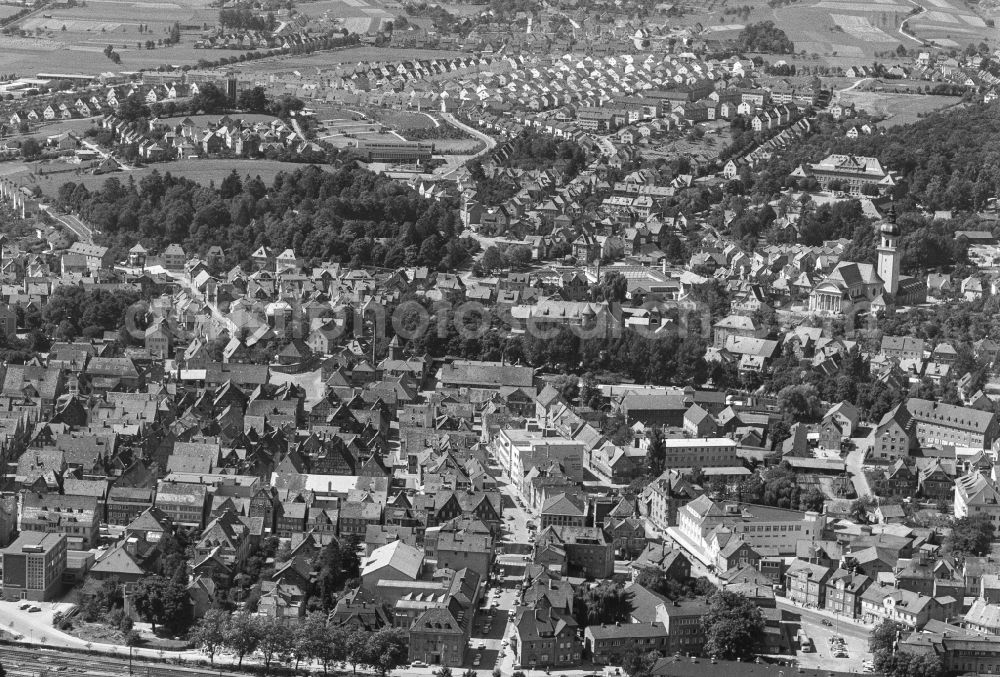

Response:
(655, 437), (740, 468)
(671, 496), (824, 565)
(354, 140), (434, 162)
(493, 427), (584, 489)
(0, 532), (67, 601)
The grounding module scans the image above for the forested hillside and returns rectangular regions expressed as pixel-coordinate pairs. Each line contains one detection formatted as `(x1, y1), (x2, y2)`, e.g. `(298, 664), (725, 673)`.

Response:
(749, 103), (1000, 211)
(54, 165), (475, 270)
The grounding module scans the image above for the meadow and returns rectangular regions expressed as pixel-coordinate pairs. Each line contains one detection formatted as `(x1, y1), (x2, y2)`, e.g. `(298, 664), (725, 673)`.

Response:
(5, 158), (317, 196)
(232, 45), (465, 75)
(772, 0), (909, 58)
(0, 0), (218, 73)
(838, 91), (963, 126)
(906, 0), (998, 48)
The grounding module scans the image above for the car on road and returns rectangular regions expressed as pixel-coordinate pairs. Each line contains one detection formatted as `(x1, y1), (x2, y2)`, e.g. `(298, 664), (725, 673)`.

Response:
(411, 661), (427, 668)
(18, 603), (30, 610)
(821, 619), (832, 626)
(473, 655), (481, 667)
(28, 606), (41, 612)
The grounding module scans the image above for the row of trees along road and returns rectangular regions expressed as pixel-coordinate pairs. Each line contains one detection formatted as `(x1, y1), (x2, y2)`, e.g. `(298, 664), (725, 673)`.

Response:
(190, 610), (408, 674)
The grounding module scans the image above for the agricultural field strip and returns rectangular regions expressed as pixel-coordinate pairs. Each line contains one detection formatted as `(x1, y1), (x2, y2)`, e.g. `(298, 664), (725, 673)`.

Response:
(830, 15), (897, 41)
(817, 2), (905, 10)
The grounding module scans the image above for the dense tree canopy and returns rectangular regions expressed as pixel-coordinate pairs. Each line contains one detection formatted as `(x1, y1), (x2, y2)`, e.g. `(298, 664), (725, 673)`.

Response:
(701, 590), (765, 660)
(573, 581), (634, 628)
(54, 165), (474, 271)
(735, 21), (794, 53)
(945, 514), (995, 557)
(130, 575), (191, 634)
(875, 650), (945, 677)
(757, 103), (1000, 211)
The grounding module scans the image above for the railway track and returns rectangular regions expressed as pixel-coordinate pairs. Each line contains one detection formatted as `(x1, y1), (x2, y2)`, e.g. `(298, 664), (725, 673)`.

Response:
(0, 645), (228, 677)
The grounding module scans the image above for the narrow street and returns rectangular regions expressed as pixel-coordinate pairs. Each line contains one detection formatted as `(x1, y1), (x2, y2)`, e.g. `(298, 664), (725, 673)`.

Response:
(844, 443), (873, 499)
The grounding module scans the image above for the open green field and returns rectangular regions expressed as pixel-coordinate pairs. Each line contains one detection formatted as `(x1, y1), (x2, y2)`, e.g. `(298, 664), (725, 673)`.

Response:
(369, 109), (438, 130)
(0, 39), (214, 74)
(763, 0), (998, 57)
(772, 0), (909, 58)
(158, 113), (282, 126)
(297, 0), (393, 34)
(26, 117), (102, 139)
(907, 0), (998, 48)
(233, 45), (465, 74)
(7, 158), (319, 195)
(838, 91), (962, 126)
(430, 138), (482, 153)
(0, 0), (217, 74)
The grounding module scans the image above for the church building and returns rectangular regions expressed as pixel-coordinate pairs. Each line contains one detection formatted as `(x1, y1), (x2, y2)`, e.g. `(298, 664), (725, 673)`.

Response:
(809, 207), (927, 315)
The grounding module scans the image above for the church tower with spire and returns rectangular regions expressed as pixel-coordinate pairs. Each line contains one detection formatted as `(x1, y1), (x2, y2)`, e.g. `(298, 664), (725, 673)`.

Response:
(877, 205), (901, 296)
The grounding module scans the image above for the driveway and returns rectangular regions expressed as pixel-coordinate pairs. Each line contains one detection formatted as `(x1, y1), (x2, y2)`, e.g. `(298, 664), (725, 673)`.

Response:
(844, 443), (872, 499)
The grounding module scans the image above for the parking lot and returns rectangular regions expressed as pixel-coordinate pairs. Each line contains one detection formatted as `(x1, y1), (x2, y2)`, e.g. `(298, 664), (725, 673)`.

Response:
(466, 581), (521, 671)
(495, 473), (536, 546)
(794, 617), (871, 673)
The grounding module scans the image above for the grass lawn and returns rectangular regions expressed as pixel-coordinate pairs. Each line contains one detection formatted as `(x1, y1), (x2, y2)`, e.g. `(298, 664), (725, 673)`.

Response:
(839, 91), (962, 126)
(19, 158), (324, 196)
(0, 37), (216, 74)
(427, 138), (482, 153)
(0, 0), (222, 74)
(158, 113), (282, 126)
(369, 109), (438, 130)
(237, 45), (465, 73)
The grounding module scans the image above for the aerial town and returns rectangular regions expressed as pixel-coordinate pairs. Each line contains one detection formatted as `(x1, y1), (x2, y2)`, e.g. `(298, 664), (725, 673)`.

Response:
(0, 0), (995, 676)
